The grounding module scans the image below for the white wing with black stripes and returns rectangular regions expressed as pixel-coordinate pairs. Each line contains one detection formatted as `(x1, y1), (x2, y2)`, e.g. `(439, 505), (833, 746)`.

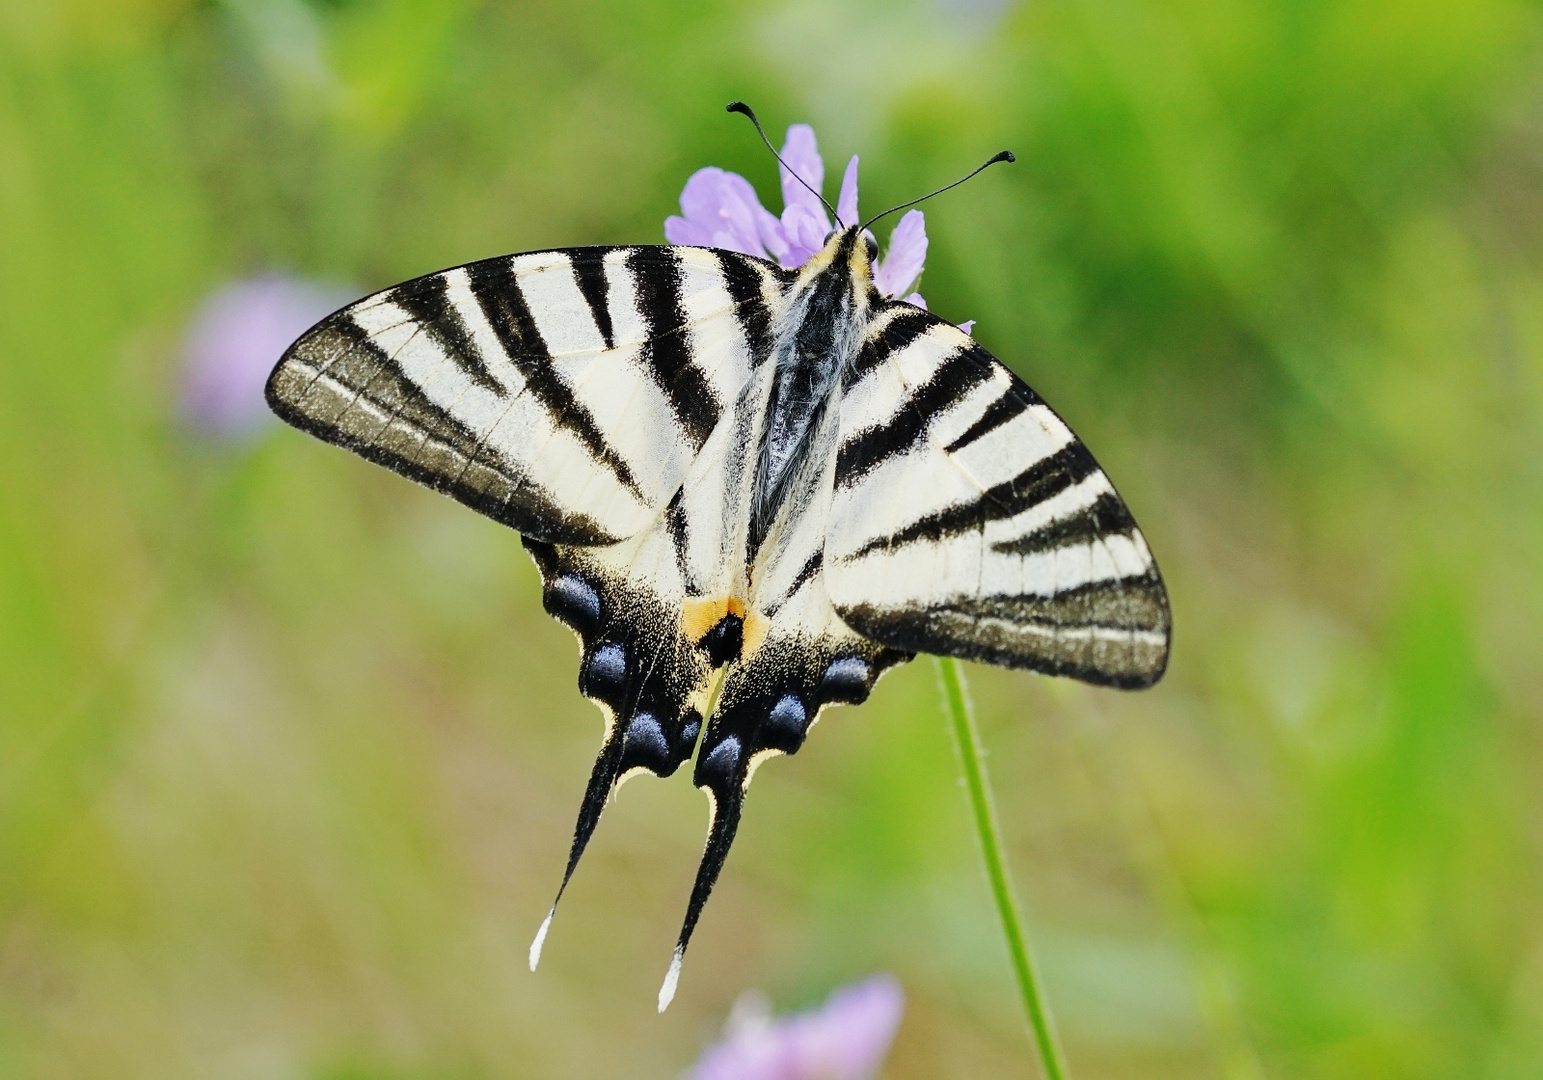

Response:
(827, 304), (1170, 688)
(266, 246), (769, 546)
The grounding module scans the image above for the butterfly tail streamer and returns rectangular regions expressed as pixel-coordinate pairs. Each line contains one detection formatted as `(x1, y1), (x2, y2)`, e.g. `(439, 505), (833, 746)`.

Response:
(530, 730), (629, 970)
(658, 749), (749, 1011)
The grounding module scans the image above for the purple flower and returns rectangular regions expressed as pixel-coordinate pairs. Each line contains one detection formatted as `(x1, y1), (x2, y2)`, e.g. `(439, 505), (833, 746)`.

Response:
(179, 275), (353, 440)
(666, 125), (931, 303)
(684, 974), (904, 1080)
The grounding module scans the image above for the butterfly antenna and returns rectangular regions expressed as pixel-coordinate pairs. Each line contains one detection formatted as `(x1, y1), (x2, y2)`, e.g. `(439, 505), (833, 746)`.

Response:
(861, 150), (1015, 232)
(726, 101), (838, 222)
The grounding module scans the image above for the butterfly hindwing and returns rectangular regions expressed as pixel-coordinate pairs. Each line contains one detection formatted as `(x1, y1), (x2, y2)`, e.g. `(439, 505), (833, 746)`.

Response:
(826, 304), (1171, 688)
(266, 245), (780, 546)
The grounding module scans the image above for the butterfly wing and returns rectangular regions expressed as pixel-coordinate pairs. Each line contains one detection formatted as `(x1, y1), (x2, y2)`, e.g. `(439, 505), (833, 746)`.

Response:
(268, 244), (794, 968)
(267, 245), (773, 546)
(825, 305), (1171, 689)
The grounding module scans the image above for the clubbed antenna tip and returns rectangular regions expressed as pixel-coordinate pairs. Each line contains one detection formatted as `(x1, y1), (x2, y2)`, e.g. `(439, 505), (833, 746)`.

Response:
(724, 99), (837, 221)
(861, 148), (1017, 231)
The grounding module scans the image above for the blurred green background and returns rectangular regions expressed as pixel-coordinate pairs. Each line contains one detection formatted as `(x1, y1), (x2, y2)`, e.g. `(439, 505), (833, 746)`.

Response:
(4, 0), (1542, 1077)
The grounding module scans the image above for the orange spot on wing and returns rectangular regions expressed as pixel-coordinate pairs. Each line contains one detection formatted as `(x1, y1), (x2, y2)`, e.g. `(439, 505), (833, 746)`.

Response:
(680, 597), (727, 643)
(681, 595), (757, 651)
(741, 611), (769, 658)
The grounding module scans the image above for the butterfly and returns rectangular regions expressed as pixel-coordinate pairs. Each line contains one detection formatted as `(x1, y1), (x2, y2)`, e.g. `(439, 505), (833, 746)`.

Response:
(265, 105), (1170, 1011)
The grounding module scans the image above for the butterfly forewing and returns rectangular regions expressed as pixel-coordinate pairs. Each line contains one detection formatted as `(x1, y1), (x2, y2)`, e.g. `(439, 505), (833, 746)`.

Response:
(265, 245), (778, 546)
(826, 304), (1171, 688)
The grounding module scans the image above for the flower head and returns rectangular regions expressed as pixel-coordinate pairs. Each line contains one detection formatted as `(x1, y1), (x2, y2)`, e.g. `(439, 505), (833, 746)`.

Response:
(179, 275), (354, 440)
(666, 125), (930, 303)
(684, 974), (904, 1080)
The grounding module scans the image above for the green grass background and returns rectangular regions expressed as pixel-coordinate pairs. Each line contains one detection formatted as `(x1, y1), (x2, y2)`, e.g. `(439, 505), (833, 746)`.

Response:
(3, 0), (1542, 1076)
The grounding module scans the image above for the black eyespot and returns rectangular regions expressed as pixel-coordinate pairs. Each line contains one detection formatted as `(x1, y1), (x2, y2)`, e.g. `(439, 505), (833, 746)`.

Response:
(863, 233), (878, 262)
(823, 229), (837, 246)
(698, 613), (744, 667)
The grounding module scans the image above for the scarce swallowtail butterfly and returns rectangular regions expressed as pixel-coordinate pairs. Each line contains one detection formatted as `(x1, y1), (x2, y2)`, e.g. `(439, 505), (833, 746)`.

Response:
(266, 103), (1170, 1011)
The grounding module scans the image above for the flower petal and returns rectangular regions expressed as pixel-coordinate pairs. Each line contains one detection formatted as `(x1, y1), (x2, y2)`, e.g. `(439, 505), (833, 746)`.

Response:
(902, 292), (927, 309)
(684, 977), (904, 1080)
(788, 975), (905, 1080)
(181, 275), (354, 441)
(669, 166), (770, 258)
(957, 319), (976, 335)
(780, 201), (830, 268)
(779, 123), (828, 225)
(756, 206), (791, 264)
(663, 215), (710, 247)
(836, 155), (860, 228)
(873, 209), (928, 297)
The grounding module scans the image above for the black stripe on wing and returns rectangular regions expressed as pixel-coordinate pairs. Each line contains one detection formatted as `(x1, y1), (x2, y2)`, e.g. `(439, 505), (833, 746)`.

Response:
(836, 341), (996, 487)
(568, 249), (615, 350)
(845, 304), (933, 385)
(844, 441), (1103, 560)
(388, 272), (507, 396)
(464, 257), (649, 502)
(989, 491), (1138, 556)
(839, 573), (1169, 690)
(943, 386), (1033, 454)
(714, 249), (778, 373)
(629, 248), (721, 448)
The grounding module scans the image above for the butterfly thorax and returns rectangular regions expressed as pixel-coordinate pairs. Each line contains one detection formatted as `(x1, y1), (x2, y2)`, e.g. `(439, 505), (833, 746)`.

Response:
(749, 227), (875, 556)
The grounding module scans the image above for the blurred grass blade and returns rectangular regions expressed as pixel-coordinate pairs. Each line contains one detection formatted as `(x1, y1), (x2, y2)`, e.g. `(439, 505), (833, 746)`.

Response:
(934, 656), (1071, 1080)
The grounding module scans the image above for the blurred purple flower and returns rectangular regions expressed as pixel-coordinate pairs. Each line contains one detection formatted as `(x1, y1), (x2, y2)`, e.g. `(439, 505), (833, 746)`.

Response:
(685, 974), (904, 1080)
(180, 275), (352, 440)
(665, 125), (930, 302)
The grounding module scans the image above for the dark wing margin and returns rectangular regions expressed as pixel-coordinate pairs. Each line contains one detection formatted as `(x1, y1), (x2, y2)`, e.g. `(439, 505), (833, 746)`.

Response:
(826, 304), (1171, 689)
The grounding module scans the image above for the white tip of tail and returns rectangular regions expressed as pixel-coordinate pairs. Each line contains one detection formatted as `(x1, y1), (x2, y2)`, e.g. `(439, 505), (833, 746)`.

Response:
(528, 909), (554, 972)
(657, 947), (684, 1013)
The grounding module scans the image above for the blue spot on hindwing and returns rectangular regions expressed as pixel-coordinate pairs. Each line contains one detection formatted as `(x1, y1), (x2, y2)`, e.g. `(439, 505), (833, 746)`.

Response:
(818, 656), (871, 704)
(762, 694), (808, 752)
(623, 712), (671, 770)
(698, 736), (741, 788)
(545, 574), (601, 633)
(678, 715), (702, 753)
(581, 642), (627, 698)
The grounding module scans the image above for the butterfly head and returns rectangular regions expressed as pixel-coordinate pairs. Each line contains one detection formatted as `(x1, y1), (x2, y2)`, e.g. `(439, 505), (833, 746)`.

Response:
(800, 225), (880, 299)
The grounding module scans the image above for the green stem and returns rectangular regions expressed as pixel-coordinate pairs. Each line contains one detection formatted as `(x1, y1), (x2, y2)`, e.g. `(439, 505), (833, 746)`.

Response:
(935, 656), (1072, 1080)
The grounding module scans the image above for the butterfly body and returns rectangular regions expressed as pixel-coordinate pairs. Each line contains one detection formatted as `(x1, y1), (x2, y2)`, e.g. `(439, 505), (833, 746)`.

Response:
(266, 225), (1169, 1005)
